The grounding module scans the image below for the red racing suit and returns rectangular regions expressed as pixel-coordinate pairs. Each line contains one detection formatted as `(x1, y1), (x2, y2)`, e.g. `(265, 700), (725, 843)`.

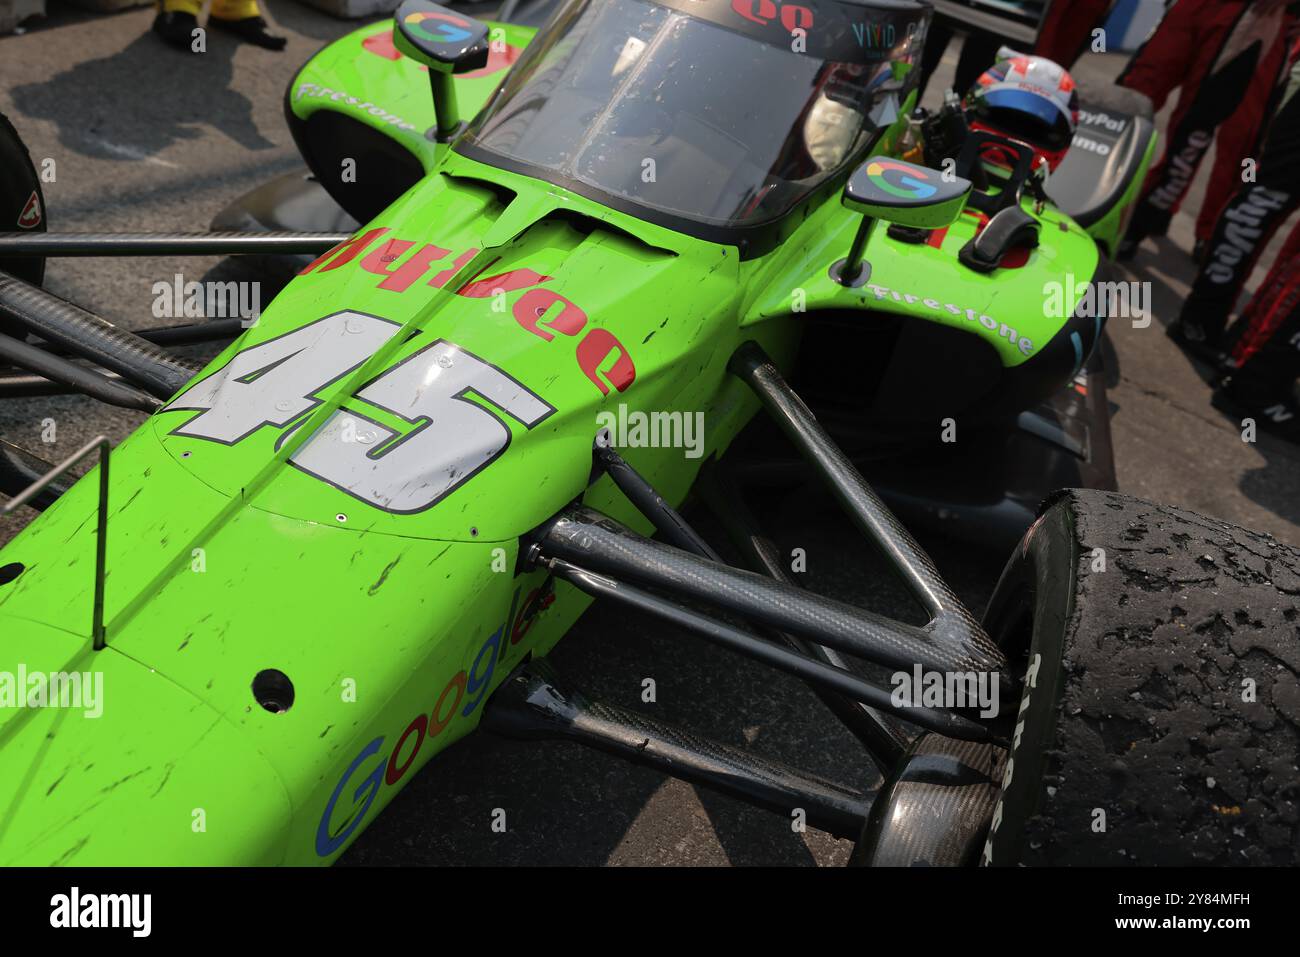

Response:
(1034, 0), (1117, 67)
(1225, 80), (1300, 395)
(1118, 0), (1299, 245)
(1222, 238), (1300, 404)
(1180, 43), (1300, 345)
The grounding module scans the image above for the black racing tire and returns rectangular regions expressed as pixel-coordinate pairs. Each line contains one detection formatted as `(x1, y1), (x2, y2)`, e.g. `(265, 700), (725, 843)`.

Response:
(0, 111), (45, 288)
(981, 488), (1300, 865)
(0, 110), (46, 340)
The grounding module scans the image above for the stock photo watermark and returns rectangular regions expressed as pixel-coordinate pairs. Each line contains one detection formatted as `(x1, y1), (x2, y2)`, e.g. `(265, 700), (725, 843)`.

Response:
(889, 664), (1000, 719)
(1042, 273), (1151, 324)
(49, 888), (150, 937)
(0, 666), (104, 718)
(596, 404), (706, 459)
(152, 274), (261, 327)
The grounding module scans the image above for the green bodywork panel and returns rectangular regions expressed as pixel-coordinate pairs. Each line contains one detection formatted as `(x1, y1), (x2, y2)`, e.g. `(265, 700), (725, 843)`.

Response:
(0, 15), (1122, 865)
(287, 19), (537, 176)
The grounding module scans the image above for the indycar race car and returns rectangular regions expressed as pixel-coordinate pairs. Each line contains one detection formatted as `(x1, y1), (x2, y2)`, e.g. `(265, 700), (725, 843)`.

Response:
(0, 0), (1297, 867)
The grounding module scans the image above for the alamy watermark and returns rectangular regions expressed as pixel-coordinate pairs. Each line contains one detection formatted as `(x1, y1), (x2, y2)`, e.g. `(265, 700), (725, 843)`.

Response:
(152, 274), (261, 326)
(595, 404), (705, 459)
(50, 887), (150, 937)
(0, 666), (103, 718)
(1043, 273), (1150, 325)
(890, 664), (999, 718)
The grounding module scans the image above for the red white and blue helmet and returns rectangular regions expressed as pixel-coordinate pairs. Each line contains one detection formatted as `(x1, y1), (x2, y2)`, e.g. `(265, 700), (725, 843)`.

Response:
(966, 48), (1079, 171)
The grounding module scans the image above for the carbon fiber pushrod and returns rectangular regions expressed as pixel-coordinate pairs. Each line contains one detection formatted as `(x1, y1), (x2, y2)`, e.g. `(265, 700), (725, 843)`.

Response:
(592, 444), (906, 766)
(28, 319), (245, 360)
(533, 505), (1003, 680)
(482, 659), (876, 840)
(0, 318), (239, 402)
(0, 369), (118, 400)
(0, 231), (349, 257)
(545, 557), (1002, 745)
(728, 341), (1010, 679)
(593, 440), (720, 560)
(0, 334), (160, 412)
(0, 270), (200, 401)
(137, 319), (246, 346)
(695, 461), (909, 768)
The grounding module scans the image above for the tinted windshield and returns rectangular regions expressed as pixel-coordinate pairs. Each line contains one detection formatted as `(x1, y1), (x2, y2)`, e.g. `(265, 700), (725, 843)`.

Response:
(459, 0), (928, 229)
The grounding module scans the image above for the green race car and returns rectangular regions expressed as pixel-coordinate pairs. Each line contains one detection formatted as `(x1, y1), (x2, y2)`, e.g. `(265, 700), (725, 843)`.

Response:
(0, 0), (1297, 867)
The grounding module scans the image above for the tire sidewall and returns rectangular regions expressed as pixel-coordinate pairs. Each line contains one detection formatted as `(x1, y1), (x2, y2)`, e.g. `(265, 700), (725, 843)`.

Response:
(0, 111), (46, 289)
(980, 493), (1080, 866)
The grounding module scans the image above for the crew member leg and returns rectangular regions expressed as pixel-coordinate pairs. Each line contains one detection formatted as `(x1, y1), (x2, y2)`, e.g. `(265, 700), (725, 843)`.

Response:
(1215, 256), (1300, 439)
(1175, 87), (1300, 350)
(210, 0), (286, 50)
(1125, 36), (1263, 248)
(1191, 34), (1293, 248)
(1034, 0), (1115, 68)
(153, 0), (203, 51)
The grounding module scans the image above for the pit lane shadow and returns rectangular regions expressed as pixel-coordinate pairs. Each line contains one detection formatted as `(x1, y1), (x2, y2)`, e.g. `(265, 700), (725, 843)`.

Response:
(264, 0), (380, 41)
(10, 30), (274, 162)
(1123, 237), (1223, 387)
(1234, 434), (1300, 532)
(1121, 240), (1300, 531)
(340, 491), (1001, 867)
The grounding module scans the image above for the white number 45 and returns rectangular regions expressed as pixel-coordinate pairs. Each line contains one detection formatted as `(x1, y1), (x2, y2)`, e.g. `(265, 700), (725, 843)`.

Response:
(165, 311), (554, 513)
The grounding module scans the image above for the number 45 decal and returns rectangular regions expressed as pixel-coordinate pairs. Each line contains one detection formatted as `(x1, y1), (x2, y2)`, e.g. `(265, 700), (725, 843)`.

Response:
(165, 311), (555, 514)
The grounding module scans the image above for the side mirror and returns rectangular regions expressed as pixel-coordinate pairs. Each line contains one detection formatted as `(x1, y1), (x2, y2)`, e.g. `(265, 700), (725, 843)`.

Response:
(833, 158), (972, 286)
(394, 0), (490, 141)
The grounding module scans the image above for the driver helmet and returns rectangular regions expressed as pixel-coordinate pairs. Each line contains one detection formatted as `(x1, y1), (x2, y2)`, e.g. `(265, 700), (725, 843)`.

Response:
(965, 48), (1079, 172)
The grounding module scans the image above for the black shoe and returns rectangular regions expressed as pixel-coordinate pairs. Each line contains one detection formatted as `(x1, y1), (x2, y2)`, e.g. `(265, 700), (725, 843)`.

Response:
(1213, 377), (1300, 442)
(211, 15), (287, 50)
(1118, 208), (1169, 260)
(1167, 317), (1229, 368)
(1192, 238), (1207, 263)
(152, 10), (199, 50)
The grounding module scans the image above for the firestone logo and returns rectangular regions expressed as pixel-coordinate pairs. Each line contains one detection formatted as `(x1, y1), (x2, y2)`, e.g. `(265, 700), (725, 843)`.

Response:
(294, 83), (417, 132)
(863, 282), (1037, 356)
